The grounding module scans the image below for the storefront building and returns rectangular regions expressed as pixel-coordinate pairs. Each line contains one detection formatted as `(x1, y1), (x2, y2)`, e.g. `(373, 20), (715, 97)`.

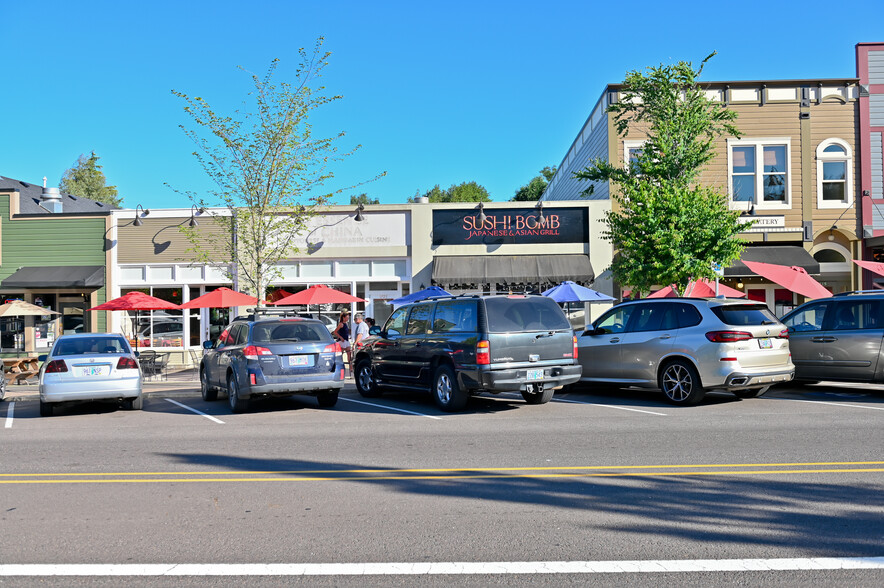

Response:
(541, 72), (863, 313)
(857, 42), (884, 282)
(0, 177), (112, 355)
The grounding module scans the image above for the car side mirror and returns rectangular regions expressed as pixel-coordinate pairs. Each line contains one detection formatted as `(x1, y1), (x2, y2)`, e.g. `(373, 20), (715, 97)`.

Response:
(369, 326), (381, 336)
(583, 327), (602, 336)
(37, 354), (47, 362)
(202, 340), (214, 350)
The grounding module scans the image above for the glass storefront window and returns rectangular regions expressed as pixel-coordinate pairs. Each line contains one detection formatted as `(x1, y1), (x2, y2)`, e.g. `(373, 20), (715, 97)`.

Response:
(0, 294), (25, 351)
(33, 294), (57, 351)
(122, 287), (184, 348)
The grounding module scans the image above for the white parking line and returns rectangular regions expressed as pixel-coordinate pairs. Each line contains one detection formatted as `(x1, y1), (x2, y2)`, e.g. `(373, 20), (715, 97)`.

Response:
(0, 557), (882, 576)
(164, 399), (225, 424)
(765, 397), (884, 411)
(339, 397), (442, 420)
(4, 402), (13, 428)
(554, 397), (668, 416)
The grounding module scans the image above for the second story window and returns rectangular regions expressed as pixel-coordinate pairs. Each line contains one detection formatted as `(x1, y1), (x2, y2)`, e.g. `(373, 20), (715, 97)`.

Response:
(728, 139), (791, 209)
(816, 139), (853, 209)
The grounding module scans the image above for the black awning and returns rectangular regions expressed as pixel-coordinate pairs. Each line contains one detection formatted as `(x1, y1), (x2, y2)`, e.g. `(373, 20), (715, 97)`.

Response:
(0, 266), (105, 289)
(432, 255), (594, 285)
(724, 246), (819, 278)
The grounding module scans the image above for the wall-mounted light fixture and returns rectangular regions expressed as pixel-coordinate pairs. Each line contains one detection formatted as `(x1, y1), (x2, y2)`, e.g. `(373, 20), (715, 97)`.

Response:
(536, 202), (546, 224)
(354, 203), (365, 222)
(477, 202), (487, 225)
(189, 204), (205, 227)
(133, 204), (150, 227)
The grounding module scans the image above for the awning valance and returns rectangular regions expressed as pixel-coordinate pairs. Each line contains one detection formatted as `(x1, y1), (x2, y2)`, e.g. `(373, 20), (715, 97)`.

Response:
(0, 265), (105, 289)
(724, 246), (819, 278)
(432, 255), (594, 285)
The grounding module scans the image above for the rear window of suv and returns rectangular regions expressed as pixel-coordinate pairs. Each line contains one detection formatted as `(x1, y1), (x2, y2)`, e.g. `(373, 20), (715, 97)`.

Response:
(251, 321), (332, 343)
(485, 296), (571, 332)
(711, 304), (779, 326)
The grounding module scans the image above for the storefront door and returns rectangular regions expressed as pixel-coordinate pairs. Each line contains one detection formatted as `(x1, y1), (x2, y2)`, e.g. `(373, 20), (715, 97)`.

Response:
(58, 299), (89, 335)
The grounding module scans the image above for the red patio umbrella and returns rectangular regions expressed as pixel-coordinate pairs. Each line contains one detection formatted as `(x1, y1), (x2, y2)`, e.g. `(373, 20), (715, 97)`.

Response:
(90, 291), (182, 351)
(271, 284), (365, 306)
(266, 288), (293, 304)
(180, 287), (260, 309)
(742, 261), (832, 300)
(648, 279), (746, 299)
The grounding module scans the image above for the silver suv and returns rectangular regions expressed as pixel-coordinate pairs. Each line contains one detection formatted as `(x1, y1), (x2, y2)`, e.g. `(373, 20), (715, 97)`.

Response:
(576, 298), (794, 405)
(781, 291), (884, 384)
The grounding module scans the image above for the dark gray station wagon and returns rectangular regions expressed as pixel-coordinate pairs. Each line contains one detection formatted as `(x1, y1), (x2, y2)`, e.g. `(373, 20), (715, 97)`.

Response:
(353, 294), (581, 411)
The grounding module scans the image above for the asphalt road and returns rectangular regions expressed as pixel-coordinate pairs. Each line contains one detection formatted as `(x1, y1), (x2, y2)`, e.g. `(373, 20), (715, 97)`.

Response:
(1, 380), (882, 587)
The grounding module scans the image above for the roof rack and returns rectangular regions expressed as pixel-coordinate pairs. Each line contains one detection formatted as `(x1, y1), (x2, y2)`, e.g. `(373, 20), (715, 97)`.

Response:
(233, 307), (309, 322)
(833, 290), (884, 296)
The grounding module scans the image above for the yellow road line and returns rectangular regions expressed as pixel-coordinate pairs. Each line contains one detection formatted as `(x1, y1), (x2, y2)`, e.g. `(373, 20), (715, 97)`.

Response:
(2, 461), (883, 478)
(1, 467), (883, 484)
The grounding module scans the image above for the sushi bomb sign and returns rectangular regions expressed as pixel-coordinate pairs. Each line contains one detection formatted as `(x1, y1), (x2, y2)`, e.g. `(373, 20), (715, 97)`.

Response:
(432, 206), (588, 245)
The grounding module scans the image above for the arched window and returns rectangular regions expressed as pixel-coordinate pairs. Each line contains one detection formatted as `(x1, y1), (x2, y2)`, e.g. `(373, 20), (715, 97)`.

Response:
(813, 249), (846, 263)
(816, 138), (853, 209)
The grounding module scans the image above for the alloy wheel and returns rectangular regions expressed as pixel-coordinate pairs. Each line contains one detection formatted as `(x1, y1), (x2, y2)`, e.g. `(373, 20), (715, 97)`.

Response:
(662, 363), (692, 402)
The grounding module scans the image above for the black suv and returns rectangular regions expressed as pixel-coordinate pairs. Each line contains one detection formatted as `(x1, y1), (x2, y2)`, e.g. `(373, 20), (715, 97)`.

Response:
(353, 294), (581, 411)
(200, 311), (345, 413)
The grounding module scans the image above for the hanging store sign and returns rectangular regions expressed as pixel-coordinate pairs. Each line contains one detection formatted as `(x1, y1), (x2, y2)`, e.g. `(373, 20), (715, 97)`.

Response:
(432, 207), (588, 245)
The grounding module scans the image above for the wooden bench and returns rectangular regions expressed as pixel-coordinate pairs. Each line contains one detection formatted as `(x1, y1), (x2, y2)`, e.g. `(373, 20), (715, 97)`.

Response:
(3, 357), (39, 385)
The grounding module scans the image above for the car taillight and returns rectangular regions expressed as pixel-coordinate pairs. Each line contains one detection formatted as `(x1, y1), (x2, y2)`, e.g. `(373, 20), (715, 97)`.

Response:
(45, 359), (68, 373)
(705, 331), (753, 343)
(243, 345), (272, 360)
(116, 357), (138, 370)
(776, 329), (790, 339)
(573, 335), (578, 360)
(323, 343), (342, 353)
(476, 340), (490, 365)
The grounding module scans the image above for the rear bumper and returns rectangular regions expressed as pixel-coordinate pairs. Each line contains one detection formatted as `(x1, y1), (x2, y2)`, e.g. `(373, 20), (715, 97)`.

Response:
(721, 368), (794, 390)
(40, 376), (142, 403)
(245, 376), (344, 397)
(462, 364), (582, 392)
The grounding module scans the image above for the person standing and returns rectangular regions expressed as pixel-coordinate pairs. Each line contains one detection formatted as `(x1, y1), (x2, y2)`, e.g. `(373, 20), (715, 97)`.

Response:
(353, 313), (369, 348)
(334, 310), (352, 375)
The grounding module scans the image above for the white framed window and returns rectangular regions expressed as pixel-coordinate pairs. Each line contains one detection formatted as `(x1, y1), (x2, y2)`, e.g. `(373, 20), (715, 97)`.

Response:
(623, 140), (645, 173)
(816, 138), (853, 209)
(727, 138), (792, 210)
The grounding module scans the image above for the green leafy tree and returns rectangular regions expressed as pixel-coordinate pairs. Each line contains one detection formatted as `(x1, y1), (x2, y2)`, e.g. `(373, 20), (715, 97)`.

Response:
(575, 52), (751, 296)
(59, 152), (121, 207)
(512, 165), (557, 201)
(411, 182), (491, 203)
(173, 38), (381, 301)
(350, 193), (379, 205)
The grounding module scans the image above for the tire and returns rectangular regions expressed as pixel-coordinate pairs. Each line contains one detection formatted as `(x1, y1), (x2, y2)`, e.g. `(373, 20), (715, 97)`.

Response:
(123, 395), (143, 410)
(733, 386), (770, 399)
(200, 368), (218, 401)
(39, 401), (54, 417)
(432, 365), (468, 412)
(227, 373), (250, 413)
(355, 358), (382, 398)
(521, 385), (554, 405)
(659, 360), (705, 406)
(317, 390), (339, 408)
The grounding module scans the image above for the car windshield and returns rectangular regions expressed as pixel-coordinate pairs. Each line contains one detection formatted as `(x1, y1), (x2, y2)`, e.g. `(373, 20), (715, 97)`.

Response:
(54, 336), (130, 356)
(251, 321), (332, 343)
(484, 296), (571, 332)
(711, 304), (779, 326)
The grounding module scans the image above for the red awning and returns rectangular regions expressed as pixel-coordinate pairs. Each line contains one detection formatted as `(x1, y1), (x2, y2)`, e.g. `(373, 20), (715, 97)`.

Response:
(742, 261), (832, 299)
(853, 259), (884, 278)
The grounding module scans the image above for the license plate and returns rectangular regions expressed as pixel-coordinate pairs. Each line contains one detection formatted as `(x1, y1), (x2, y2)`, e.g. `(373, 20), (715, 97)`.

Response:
(75, 365), (110, 377)
(758, 338), (773, 349)
(287, 355), (313, 367)
(526, 368), (544, 381)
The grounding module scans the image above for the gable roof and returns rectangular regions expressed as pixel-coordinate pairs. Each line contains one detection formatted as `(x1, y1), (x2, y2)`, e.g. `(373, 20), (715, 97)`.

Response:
(0, 175), (118, 215)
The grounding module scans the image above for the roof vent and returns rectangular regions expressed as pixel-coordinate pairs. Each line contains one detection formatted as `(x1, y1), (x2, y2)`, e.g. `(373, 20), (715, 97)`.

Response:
(41, 186), (63, 213)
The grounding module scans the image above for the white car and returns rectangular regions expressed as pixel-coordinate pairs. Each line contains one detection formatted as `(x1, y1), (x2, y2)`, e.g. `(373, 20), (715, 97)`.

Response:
(39, 333), (143, 417)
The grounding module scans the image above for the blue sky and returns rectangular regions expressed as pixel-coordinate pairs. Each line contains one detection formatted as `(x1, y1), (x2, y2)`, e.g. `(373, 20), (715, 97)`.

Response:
(3, 1), (882, 209)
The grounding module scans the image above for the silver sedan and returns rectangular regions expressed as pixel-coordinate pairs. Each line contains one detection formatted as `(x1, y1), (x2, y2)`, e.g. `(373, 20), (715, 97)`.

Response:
(39, 333), (143, 417)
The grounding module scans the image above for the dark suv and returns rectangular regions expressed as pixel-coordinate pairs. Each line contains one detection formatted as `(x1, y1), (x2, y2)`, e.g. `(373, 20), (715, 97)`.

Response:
(199, 312), (345, 413)
(353, 294), (581, 411)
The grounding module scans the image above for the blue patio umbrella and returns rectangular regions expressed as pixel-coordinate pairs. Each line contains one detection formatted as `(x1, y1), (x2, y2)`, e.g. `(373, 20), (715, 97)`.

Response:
(542, 281), (614, 323)
(390, 286), (452, 307)
(541, 281), (614, 303)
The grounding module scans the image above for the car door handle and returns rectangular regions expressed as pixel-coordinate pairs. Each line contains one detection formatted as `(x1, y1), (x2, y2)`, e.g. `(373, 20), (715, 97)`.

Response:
(811, 336), (837, 342)
(658, 335), (671, 340)
(609, 337), (620, 343)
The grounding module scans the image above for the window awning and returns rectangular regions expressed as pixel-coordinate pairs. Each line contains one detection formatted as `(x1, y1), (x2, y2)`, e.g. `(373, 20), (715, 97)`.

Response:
(0, 266), (105, 289)
(724, 246), (819, 278)
(432, 255), (594, 285)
